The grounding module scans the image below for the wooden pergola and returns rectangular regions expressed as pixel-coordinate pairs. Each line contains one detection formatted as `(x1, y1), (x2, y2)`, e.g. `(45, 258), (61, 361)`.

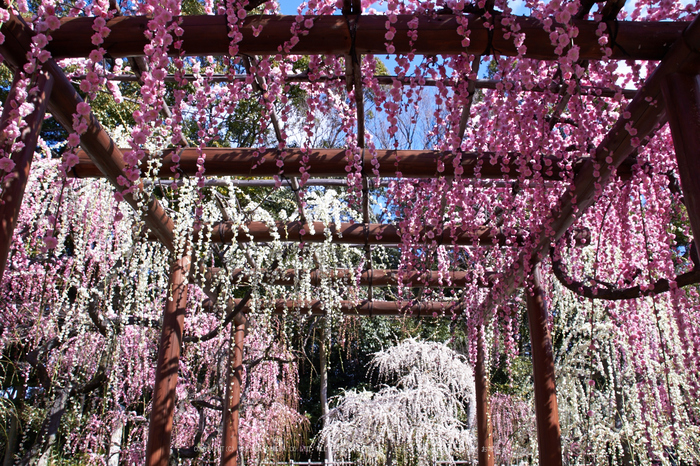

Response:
(1, 0), (700, 465)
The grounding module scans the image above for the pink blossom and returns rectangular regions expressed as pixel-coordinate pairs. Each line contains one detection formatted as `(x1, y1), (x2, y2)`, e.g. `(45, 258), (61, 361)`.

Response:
(76, 102), (91, 116)
(43, 235), (58, 249)
(0, 157), (15, 172)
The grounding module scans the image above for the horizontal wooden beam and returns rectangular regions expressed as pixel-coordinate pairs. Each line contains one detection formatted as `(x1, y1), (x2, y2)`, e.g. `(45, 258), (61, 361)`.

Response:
(73, 73), (639, 98)
(200, 268), (496, 287)
(239, 299), (462, 316)
(47, 15), (684, 61)
(197, 221), (516, 246)
(172, 221), (590, 247)
(0, 11), (176, 250)
(69, 148), (637, 180)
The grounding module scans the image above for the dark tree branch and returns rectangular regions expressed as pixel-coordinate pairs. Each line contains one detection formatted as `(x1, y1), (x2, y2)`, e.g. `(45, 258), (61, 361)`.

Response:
(551, 246), (700, 300)
(170, 397), (221, 459)
(184, 291), (251, 343)
(87, 299), (109, 336)
(25, 350), (51, 391)
(191, 398), (223, 411)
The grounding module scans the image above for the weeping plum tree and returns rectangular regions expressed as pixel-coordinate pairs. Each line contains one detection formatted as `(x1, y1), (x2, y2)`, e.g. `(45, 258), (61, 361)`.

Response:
(317, 339), (476, 466)
(1, 0), (700, 463)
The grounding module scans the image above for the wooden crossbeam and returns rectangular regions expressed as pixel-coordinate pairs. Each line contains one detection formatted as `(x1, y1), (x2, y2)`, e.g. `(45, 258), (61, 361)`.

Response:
(47, 15), (685, 61)
(199, 268), (497, 287)
(171, 221), (590, 247)
(235, 299), (462, 316)
(479, 14), (700, 313)
(68, 148), (637, 180)
(0, 11), (176, 250)
(72, 74), (638, 98)
(191, 221), (529, 246)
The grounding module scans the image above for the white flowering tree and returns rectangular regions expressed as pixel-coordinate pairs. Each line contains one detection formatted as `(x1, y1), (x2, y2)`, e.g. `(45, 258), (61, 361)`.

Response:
(317, 339), (476, 466)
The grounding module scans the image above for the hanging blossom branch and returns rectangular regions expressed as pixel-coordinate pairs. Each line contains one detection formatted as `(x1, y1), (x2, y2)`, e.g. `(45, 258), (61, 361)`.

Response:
(550, 244), (700, 300)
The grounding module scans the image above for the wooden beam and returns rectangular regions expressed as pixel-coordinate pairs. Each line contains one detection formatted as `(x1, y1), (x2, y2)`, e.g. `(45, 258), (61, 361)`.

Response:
(48, 15), (685, 61)
(478, 13), (700, 313)
(235, 299), (461, 316)
(662, 73), (700, 257)
(146, 255), (191, 466)
(182, 221), (590, 247)
(199, 267), (497, 287)
(0, 11), (176, 250)
(68, 148), (637, 181)
(221, 314), (246, 466)
(526, 263), (562, 466)
(0, 71), (53, 280)
(73, 74), (639, 98)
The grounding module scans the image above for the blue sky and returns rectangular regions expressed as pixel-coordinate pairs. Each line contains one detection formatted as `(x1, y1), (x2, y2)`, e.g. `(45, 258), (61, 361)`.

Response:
(275, 0), (696, 16)
(275, 0), (529, 14)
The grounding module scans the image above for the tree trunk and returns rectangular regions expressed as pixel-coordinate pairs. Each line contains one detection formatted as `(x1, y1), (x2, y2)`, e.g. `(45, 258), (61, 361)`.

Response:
(19, 387), (71, 466)
(3, 414), (20, 466)
(320, 318), (333, 465)
(107, 413), (125, 466)
(385, 439), (393, 466)
(3, 380), (24, 466)
(605, 344), (633, 466)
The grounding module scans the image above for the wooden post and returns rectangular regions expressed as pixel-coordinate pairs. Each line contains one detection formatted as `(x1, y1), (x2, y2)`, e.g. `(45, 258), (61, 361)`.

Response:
(475, 326), (494, 466)
(146, 255), (190, 466)
(526, 263), (562, 466)
(0, 70), (54, 281)
(661, 73), (700, 255)
(221, 313), (246, 466)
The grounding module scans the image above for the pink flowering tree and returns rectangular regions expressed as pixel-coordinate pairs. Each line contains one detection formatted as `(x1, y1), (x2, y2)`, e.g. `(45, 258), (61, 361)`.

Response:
(0, 0), (699, 464)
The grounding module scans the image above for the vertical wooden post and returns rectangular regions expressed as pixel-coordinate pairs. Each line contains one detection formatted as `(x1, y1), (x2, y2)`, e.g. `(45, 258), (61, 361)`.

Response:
(146, 254), (191, 466)
(0, 70), (54, 281)
(526, 263), (562, 466)
(221, 314), (246, 466)
(475, 325), (494, 466)
(661, 73), (700, 255)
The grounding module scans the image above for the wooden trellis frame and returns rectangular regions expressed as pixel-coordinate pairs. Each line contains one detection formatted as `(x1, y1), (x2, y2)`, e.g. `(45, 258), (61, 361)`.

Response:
(1, 1), (700, 465)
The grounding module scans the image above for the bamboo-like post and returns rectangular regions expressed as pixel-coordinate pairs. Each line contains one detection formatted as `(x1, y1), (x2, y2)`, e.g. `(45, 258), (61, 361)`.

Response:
(0, 70), (54, 281)
(661, 73), (700, 256)
(145, 255), (191, 466)
(475, 326), (494, 466)
(221, 314), (246, 466)
(526, 263), (562, 466)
